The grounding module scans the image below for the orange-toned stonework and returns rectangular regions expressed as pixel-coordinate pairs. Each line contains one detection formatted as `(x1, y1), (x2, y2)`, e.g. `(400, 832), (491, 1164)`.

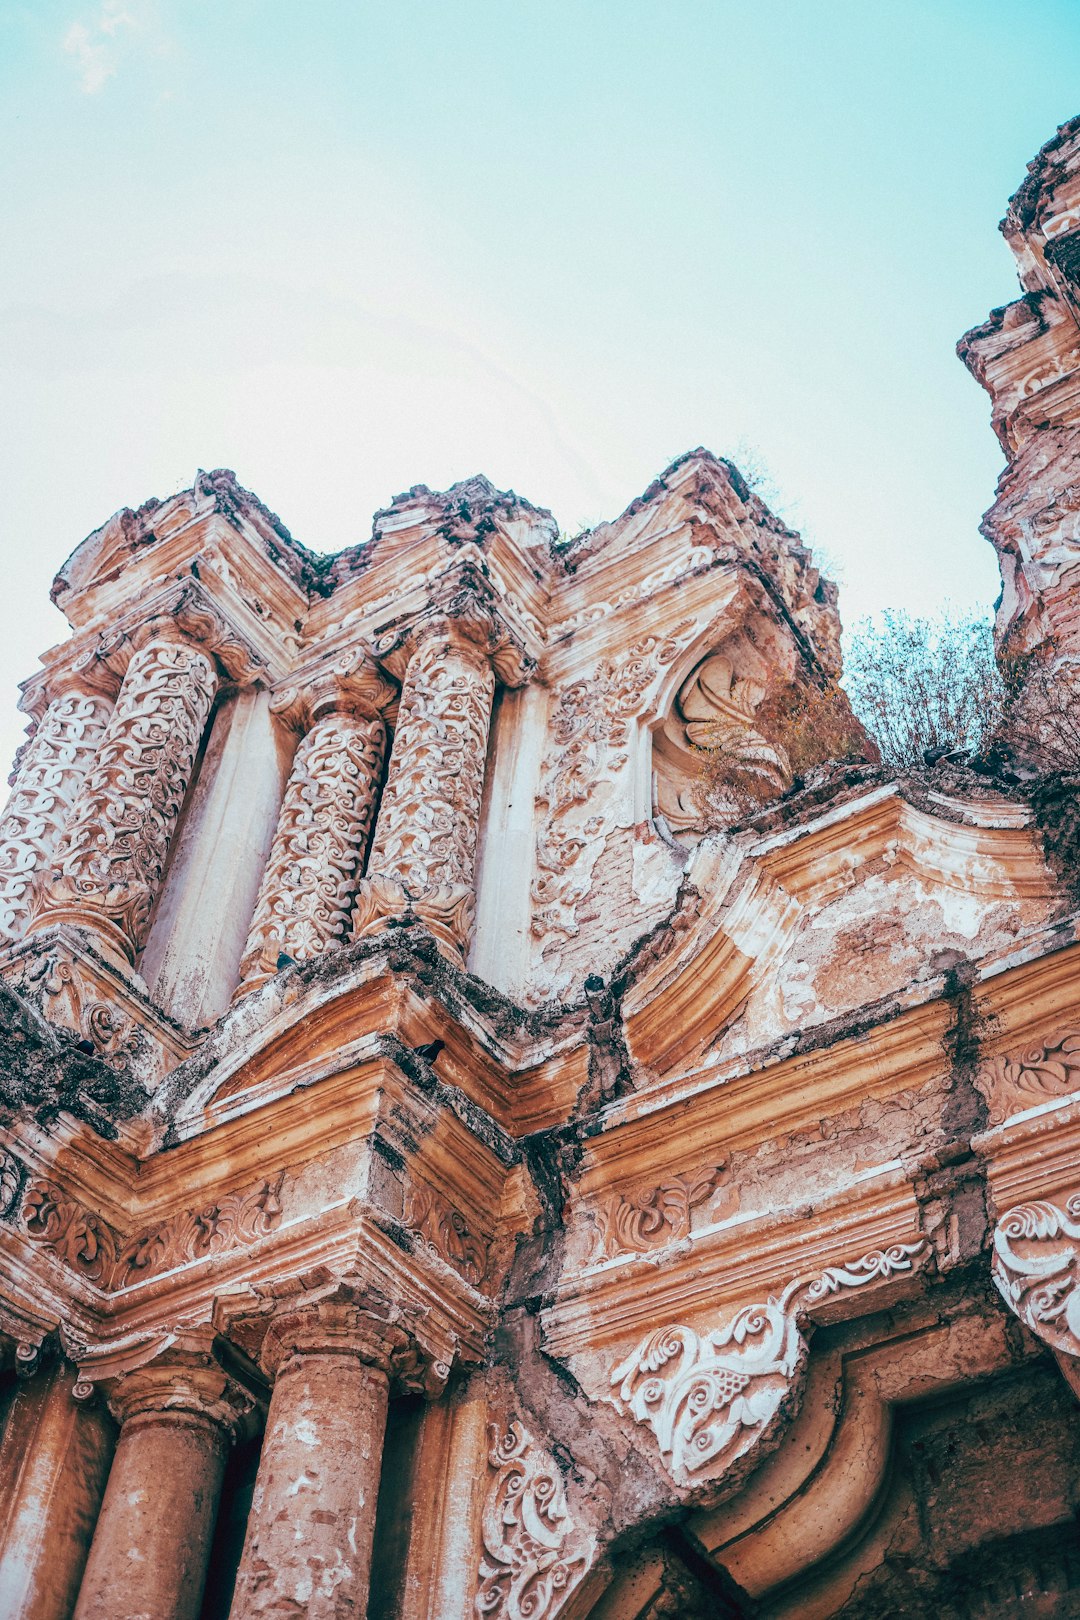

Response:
(2, 120), (1080, 1620)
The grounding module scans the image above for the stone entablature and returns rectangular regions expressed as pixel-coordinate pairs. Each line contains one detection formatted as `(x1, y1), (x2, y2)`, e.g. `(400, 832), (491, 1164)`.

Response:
(1, 117), (1080, 1620)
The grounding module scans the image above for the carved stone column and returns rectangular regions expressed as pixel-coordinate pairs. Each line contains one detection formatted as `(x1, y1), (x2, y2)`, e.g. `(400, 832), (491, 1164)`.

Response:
(0, 1360), (114, 1620)
(72, 1346), (253, 1620)
(353, 614), (497, 960)
(237, 659), (395, 992)
(28, 630), (217, 968)
(0, 673), (115, 947)
(229, 1296), (423, 1620)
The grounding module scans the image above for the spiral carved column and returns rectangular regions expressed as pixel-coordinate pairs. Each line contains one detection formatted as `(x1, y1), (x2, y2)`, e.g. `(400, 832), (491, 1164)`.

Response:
(353, 617), (496, 961)
(0, 677), (115, 946)
(28, 632), (217, 967)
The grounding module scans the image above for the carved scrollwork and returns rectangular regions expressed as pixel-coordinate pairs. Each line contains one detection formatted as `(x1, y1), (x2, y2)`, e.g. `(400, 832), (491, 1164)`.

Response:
(0, 1149), (24, 1217)
(594, 1165), (729, 1259)
(476, 1418), (593, 1619)
(18, 1172), (285, 1290)
(606, 1241), (926, 1485)
(15, 947), (138, 1065)
(0, 689), (113, 943)
(403, 1183), (488, 1287)
(977, 1031), (1080, 1125)
(238, 710), (387, 983)
(31, 636), (217, 959)
(992, 1195), (1080, 1358)
(529, 626), (693, 1002)
(358, 619), (496, 956)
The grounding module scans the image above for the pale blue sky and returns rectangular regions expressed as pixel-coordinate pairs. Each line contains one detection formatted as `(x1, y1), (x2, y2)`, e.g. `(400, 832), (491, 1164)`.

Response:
(2, 2), (1079, 772)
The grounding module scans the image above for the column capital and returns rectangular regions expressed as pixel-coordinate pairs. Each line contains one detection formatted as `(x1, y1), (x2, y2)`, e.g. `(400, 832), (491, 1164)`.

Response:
(376, 565), (535, 689)
(268, 647), (397, 733)
(78, 1333), (258, 1442)
(232, 1280), (452, 1399)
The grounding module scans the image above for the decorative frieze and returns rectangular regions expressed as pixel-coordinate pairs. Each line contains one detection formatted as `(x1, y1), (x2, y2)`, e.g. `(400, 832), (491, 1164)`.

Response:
(476, 1418), (593, 1620)
(18, 1172), (285, 1291)
(29, 635), (217, 963)
(403, 1182), (488, 1286)
(977, 1031), (1080, 1125)
(992, 1195), (1080, 1359)
(594, 1165), (729, 1259)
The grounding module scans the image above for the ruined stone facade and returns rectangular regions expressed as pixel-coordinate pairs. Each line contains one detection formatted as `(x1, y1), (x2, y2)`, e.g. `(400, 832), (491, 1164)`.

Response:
(1, 119), (1080, 1620)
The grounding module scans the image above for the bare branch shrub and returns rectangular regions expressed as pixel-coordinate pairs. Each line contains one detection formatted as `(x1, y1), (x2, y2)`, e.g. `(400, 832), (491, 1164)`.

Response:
(998, 650), (1080, 773)
(699, 678), (872, 826)
(843, 609), (1005, 772)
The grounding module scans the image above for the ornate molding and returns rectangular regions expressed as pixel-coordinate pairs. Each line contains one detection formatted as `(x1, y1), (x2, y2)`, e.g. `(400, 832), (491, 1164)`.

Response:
(605, 1242), (926, 1486)
(977, 1030), (1080, 1125)
(18, 1172), (285, 1291)
(12, 945), (139, 1065)
(476, 1418), (594, 1619)
(593, 1165), (730, 1259)
(992, 1196), (1080, 1358)
(403, 1182), (488, 1287)
(268, 647), (397, 733)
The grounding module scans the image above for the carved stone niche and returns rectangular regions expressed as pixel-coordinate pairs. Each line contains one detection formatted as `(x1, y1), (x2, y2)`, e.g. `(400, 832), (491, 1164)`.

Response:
(652, 629), (790, 846)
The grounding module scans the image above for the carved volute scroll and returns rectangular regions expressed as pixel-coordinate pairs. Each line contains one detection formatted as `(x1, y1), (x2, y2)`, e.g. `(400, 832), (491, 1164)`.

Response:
(992, 1195), (1080, 1361)
(652, 632), (789, 845)
(0, 680), (115, 945)
(28, 633), (217, 965)
(237, 662), (394, 990)
(354, 613), (497, 959)
(476, 1418), (594, 1620)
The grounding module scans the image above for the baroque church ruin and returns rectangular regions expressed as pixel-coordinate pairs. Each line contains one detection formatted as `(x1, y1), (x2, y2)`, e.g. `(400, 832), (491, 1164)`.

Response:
(2, 116), (1080, 1620)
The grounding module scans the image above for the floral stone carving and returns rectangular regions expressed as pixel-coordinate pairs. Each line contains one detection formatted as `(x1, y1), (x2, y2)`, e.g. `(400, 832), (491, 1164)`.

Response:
(607, 1242), (926, 1485)
(356, 620), (495, 956)
(31, 636), (217, 960)
(992, 1195), (1080, 1359)
(476, 1418), (593, 1619)
(977, 1031), (1080, 1125)
(594, 1165), (729, 1259)
(239, 708), (387, 983)
(0, 689), (113, 944)
(403, 1183), (488, 1287)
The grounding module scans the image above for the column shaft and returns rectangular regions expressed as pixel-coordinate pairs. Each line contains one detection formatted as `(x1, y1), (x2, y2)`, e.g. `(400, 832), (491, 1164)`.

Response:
(357, 624), (495, 957)
(30, 636), (217, 965)
(229, 1351), (390, 1619)
(238, 707), (386, 987)
(73, 1409), (228, 1620)
(0, 689), (112, 945)
(0, 1363), (114, 1620)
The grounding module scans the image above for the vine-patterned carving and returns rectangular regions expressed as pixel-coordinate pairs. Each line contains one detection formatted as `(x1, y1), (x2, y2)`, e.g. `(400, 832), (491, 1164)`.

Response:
(0, 1150), (23, 1217)
(403, 1183), (488, 1287)
(0, 691), (113, 943)
(238, 710), (386, 983)
(356, 620), (495, 955)
(977, 1031), (1080, 1125)
(529, 626), (693, 1003)
(32, 637), (217, 958)
(594, 1165), (729, 1259)
(607, 1242), (926, 1484)
(992, 1196), (1080, 1359)
(19, 1172), (285, 1290)
(476, 1418), (593, 1619)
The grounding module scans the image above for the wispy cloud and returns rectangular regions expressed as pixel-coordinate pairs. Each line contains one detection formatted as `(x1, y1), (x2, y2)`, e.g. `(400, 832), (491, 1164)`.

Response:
(62, 2), (141, 94)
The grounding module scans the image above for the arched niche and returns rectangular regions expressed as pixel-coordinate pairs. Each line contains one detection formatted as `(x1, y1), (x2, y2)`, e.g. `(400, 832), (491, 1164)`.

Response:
(652, 627), (790, 846)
